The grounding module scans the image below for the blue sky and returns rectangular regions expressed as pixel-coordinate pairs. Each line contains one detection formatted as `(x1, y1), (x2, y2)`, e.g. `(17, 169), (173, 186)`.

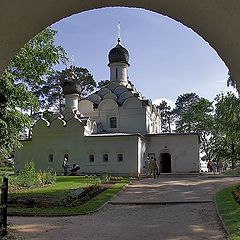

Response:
(52, 7), (236, 108)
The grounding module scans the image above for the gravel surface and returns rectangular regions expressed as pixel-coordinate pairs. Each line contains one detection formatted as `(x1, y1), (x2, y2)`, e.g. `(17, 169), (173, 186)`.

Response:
(9, 176), (240, 240)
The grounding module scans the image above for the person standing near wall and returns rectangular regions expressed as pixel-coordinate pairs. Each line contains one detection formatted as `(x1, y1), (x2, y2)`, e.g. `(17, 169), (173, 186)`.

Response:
(149, 158), (159, 179)
(144, 157), (150, 176)
(62, 157), (69, 176)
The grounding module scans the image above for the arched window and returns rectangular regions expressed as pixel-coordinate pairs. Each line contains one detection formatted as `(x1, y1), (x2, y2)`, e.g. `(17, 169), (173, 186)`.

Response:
(48, 154), (54, 163)
(89, 154), (94, 163)
(103, 154), (108, 162)
(110, 117), (117, 128)
(117, 154), (123, 162)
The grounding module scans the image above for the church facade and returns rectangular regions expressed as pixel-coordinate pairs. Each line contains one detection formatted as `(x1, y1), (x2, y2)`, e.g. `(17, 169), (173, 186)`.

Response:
(15, 39), (200, 176)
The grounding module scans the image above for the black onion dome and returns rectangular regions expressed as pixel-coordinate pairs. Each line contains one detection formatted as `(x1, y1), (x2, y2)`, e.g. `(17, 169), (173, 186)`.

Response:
(62, 81), (81, 95)
(108, 39), (129, 65)
(61, 67), (82, 95)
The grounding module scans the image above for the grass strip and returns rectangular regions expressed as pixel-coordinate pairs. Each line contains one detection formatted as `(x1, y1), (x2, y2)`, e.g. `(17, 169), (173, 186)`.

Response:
(216, 184), (240, 240)
(9, 176), (96, 198)
(8, 180), (128, 216)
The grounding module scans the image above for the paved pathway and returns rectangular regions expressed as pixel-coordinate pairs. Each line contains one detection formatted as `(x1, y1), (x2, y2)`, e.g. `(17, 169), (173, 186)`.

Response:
(9, 176), (240, 240)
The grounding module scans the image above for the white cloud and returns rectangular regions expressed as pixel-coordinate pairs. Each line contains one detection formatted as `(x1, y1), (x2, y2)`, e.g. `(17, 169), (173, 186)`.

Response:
(153, 98), (175, 109)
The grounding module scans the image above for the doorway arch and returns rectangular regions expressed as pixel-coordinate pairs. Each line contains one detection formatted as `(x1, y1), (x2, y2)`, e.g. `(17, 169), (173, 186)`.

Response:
(0, 1), (240, 88)
(160, 152), (171, 173)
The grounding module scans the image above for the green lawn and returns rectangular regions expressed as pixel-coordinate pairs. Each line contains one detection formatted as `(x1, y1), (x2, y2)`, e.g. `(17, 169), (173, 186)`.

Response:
(8, 176), (129, 216)
(9, 176), (97, 198)
(216, 185), (240, 240)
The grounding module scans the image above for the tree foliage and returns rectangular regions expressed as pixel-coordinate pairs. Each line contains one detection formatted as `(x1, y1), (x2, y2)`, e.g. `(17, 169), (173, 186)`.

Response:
(174, 93), (200, 133)
(45, 66), (96, 112)
(157, 100), (174, 133)
(172, 91), (240, 167)
(0, 28), (67, 159)
(227, 71), (237, 89)
(213, 92), (240, 167)
(97, 80), (110, 89)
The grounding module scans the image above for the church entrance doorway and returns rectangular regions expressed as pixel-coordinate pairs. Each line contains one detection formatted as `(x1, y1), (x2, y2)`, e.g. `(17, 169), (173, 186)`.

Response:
(160, 153), (171, 173)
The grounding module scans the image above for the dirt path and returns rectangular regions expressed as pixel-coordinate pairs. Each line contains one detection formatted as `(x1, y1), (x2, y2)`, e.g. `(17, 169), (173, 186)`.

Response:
(9, 176), (240, 240)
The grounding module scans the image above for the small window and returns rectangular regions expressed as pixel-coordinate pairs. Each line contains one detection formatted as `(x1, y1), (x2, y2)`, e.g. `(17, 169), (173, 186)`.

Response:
(89, 154), (94, 163)
(48, 154), (54, 163)
(110, 117), (117, 128)
(103, 154), (108, 162)
(117, 154), (123, 162)
(116, 68), (118, 79)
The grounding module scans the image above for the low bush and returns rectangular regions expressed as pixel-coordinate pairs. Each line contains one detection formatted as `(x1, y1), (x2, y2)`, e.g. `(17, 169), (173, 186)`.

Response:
(232, 185), (240, 204)
(37, 170), (57, 185)
(224, 166), (240, 176)
(10, 161), (56, 188)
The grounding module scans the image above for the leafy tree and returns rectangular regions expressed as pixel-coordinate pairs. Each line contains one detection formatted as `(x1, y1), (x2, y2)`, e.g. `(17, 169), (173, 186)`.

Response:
(173, 93), (215, 160)
(0, 28), (67, 159)
(97, 80), (110, 89)
(44, 66), (96, 112)
(213, 92), (240, 168)
(174, 93), (200, 133)
(227, 71), (237, 89)
(157, 100), (174, 133)
(187, 98), (214, 160)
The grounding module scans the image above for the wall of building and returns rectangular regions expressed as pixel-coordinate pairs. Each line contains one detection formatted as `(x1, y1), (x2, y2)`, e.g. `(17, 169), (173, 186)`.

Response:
(83, 135), (140, 176)
(147, 134), (199, 173)
(15, 116), (141, 176)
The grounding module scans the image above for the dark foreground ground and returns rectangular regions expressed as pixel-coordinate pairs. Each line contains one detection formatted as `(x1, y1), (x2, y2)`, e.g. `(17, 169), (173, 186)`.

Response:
(9, 175), (240, 240)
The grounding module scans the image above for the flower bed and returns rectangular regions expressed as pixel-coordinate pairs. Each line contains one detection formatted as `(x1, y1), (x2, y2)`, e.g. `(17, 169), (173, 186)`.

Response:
(8, 182), (114, 208)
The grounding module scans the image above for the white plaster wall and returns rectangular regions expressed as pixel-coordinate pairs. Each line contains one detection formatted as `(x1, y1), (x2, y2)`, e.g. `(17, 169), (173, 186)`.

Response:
(82, 135), (139, 176)
(15, 118), (86, 173)
(15, 123), (141, 176)
(138, 137), (147, 174)
(82, 99), (149, 134)
(109, 62), (128, 85)
(147, 134), (199, 173)
(118, 108), (146, 133)
(65, 94), (79, 110)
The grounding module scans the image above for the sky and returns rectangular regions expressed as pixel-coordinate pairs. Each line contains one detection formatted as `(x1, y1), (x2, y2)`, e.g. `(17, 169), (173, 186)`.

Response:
(51, 7), (236, 108)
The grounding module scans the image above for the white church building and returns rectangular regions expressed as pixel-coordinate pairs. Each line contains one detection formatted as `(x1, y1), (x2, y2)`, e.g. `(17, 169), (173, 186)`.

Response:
(15, 39), (200, 176)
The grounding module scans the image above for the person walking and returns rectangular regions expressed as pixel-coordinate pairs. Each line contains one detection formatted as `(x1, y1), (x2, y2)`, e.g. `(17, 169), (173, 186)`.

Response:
(149, 158), (159, 179)
(218, 161), (223, 174)
(211, 161), (217, 174)
(207, 160), (212, 172)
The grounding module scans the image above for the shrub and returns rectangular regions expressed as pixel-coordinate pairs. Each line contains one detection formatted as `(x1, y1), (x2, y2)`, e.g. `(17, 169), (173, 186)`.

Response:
(232, 185), (240, 204)
(37, 170), (56, 185)
(224, 166), (240, 176)
(100, 174), (111, 183)
(11, 161), (56, 188)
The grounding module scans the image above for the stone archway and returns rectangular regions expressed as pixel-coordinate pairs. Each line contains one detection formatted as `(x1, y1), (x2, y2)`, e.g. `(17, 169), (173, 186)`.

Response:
(1, 1), (240, 89)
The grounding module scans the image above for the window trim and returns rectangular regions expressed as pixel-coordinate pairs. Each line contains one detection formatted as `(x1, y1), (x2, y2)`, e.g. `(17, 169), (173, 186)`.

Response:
(103, 154), (109, 162)
(110, 117), (117, 129)
(48, 154), (54, 163)
(117, 153), (123, 162)
(89, 154), (95, 163)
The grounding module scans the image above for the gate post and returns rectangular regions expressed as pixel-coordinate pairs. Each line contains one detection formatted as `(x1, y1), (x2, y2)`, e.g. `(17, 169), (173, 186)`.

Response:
(0, 177), (8, 236)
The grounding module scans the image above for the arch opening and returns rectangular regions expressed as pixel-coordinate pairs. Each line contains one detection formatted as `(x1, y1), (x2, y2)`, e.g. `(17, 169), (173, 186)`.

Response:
(160, 152), (171, 173)
(1, 1), (240, 91)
